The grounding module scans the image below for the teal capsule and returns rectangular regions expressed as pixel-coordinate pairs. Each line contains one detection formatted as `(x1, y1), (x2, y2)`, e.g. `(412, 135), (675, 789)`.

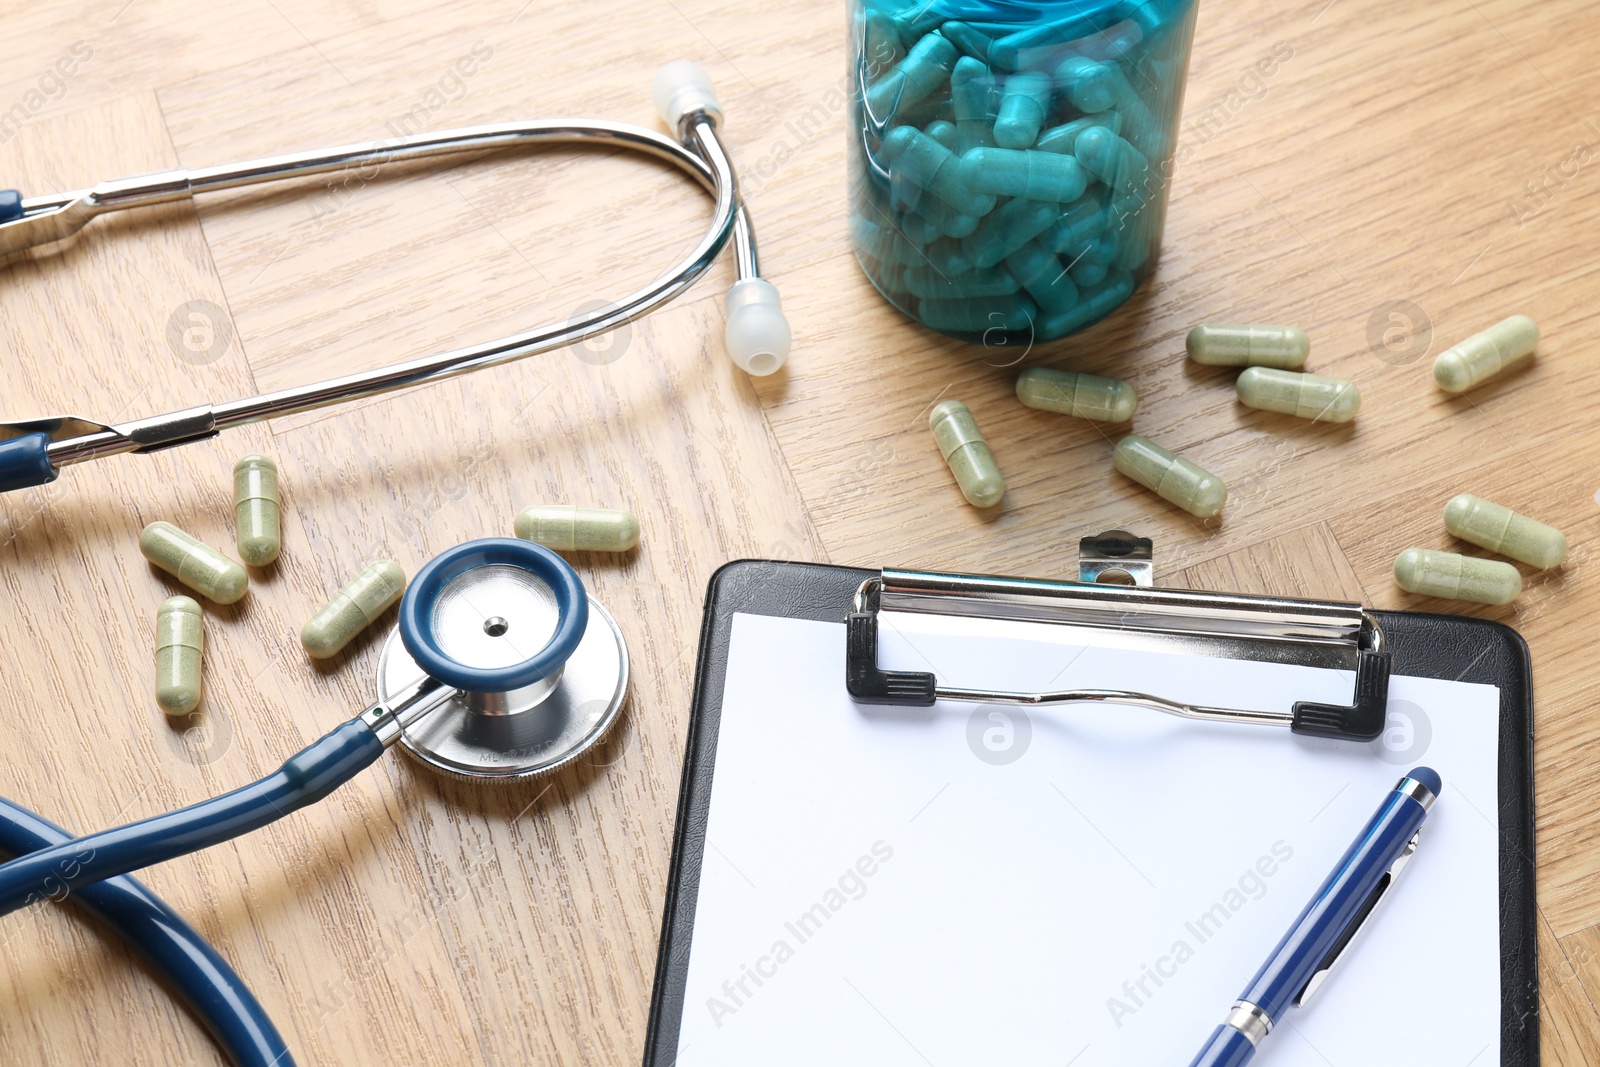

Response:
(1046, 190), (1112, 254)
(140, 522), (249, 605)
(1039, 270), (1135, 338)
(1186, 324), (1310, 368)
(994, 71), (1052, 149)
(909, 195), (978, 239)
(939, 22), (996, 65)
(919, 294), (1037, 335)
(925, 119), (957, 150)
(1075, 126), (1150, 197)
(1036, 113), (1122, 155)
(1444, 494), (1568, 569)
(861, 9), (904, 71)
(154, 595), (204, 717)
(900, 209), (940, 246)
(301, 560), (407, 659)
(1393, 548), (1521, 606)
(962, 198), (1058, 269)
(1236, 368), (1361, 423)
(883, 125), (996, 218)
(929, 400), (1005, 507)
(1433, 315), (1538, 393)
(906, 265), (1020, 299)
(959, 148), (1088, 203)
(1005, 241), (1079, 316)
(233, 453), (281, 566)
(950, 56), (997, 153)
(1016, 367), (1137, 422)
(1068, 258), (1108, 288)
(989, 13), (1104, 71)
(866, 32), (957, 119)
(1056, 56), (1118, 113)
(1113, 435), (1227, 518)
(923, 236), (972, 275)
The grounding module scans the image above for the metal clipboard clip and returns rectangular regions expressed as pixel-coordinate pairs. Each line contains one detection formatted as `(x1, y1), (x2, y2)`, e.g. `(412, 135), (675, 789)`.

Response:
(843, 530), (1393, 743)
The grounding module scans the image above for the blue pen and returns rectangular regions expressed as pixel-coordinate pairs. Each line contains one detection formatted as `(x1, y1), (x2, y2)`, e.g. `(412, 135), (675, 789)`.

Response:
(1187, 767), (1442, 1067)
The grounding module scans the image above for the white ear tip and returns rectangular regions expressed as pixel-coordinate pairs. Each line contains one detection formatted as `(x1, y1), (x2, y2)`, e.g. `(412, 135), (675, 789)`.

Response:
(724, 279), (790, 376)
(653, 60), (723, 129)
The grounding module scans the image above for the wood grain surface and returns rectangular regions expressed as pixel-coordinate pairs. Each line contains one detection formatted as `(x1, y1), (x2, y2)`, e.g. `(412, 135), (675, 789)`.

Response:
(0, 0), (1597, 1063)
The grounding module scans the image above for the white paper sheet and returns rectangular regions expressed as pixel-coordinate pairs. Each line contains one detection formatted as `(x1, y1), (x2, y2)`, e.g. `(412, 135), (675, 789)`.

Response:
(672, 612), (1502, 1067)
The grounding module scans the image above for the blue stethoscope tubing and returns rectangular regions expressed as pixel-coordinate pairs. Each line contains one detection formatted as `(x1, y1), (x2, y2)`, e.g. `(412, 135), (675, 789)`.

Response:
(0, 795), (292, 1067)
(0, 538), (590, 1065)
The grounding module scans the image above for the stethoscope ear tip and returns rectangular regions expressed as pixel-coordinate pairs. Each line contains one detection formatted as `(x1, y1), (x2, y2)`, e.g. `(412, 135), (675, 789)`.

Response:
(724, 278), (791, 376)
(653, 60), (723, 133)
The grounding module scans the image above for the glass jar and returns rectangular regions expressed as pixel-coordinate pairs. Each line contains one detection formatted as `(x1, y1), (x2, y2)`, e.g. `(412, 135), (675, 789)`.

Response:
(848, 1), (1199, 343)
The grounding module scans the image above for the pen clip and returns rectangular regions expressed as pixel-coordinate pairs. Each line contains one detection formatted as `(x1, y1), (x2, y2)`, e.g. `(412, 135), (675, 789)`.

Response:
(1296, 829), (1422, 1008)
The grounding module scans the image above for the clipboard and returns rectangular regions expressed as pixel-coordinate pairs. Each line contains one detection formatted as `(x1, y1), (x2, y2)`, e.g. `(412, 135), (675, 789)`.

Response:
(644, 535), (1537, 1065)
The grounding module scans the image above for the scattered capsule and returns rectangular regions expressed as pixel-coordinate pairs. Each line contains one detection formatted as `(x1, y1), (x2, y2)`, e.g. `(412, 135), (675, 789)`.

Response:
(994, 71), (1052, 149)
(232, 454), (281, 566)
(929, 400), (1005, 507)
(1236, 368), (1360, 423)
(301, 560), (407, 659)
(1186, 324), (1309, 369)
(1393, 548), (1521, 606)
(1444, 494), (1567, 569)
(1016, 367), (1137, 422)
(1113, 435), (1227, 518)
(866, 32), (957, 119)
(1433, 315), (1538, 393)
(139, 521), (249, 605)
(154, 595), (204, 717)
(883, 125), (996, 218)
(515, 505), (640, 553)
(959, 147), (1087, 202)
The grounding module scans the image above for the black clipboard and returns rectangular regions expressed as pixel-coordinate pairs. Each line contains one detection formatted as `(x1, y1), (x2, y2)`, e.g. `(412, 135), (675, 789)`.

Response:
(643, 557), (1538, 1065)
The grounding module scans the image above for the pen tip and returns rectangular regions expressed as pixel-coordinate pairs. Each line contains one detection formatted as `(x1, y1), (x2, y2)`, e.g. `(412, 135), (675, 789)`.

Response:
(1406, 766), (1442, 798)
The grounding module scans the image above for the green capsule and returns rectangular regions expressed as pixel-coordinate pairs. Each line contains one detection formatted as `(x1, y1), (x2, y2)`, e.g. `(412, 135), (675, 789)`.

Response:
(940, 22), (996, 65)
(959, 147), (1088, 202)
(140, 521), (249, 605)
(154, 595), (203, 717)
(1236, 368), (1360, 423)
(900, 209), (940, 246)
(1433, 315), (1538, 393)
(884, 125), (996, 218)
(1393, 548), (1521, 606)
(962, 198), (1058, 269)
(929, 400), (1005, 507)
(232, 454), (281, 566)
(866, 32), (957, 119)
(994, 71), (1052, 149)
(924, 119), (957, 151)
(922, 236), (973, 276)
(989, 13), (1103, 71)
(918, 294), (1037, 335)
(1444, 494), (1567, 569)
(1113, 435), (1227, 518)
(1005, 241), (1079, 316)
(301, 560), (407, 659)
(1046, 189), (1112, 254)
(515, 505), (640, 553)
(1055, 56), (1118, 113)
(1185, 324), (1309, 368)
(861, 9), (904, 71)
(909, 196), (979, 240)
(1016, 367), (1137, 422)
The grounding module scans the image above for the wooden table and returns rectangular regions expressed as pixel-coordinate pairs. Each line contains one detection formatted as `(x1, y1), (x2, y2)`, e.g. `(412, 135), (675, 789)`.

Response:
(1, 0), (1597, 1062)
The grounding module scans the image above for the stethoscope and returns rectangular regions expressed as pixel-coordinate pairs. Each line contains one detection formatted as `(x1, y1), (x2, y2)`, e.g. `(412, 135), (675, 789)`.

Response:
(0, 537), (628, 1066)
(0, 60), (790, 499)
(0, 59), (766, 1066)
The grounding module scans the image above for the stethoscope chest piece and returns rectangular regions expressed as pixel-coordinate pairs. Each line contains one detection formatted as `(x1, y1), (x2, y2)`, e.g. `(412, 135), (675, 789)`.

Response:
(377, 538), (628, 781)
